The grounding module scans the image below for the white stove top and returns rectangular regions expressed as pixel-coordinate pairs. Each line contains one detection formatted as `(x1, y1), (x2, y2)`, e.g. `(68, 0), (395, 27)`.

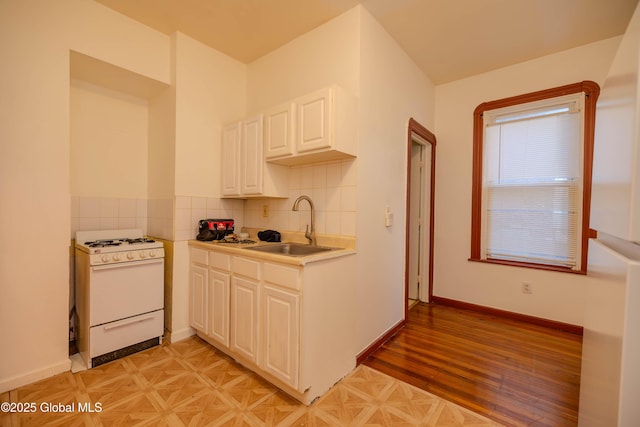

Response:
(75, 229), (163, 255)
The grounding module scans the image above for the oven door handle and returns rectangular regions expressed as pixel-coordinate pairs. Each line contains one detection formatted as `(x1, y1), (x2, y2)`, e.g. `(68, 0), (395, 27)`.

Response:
(103, 314), (157, 331)
(91, 258), (164, 271)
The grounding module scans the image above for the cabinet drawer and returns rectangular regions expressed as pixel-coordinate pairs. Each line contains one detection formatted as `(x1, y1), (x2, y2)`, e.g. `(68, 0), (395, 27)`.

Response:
(210, 251), (231, 271)
(190, 248), (208, 265)
(232, 256), (261, 280)
(264, 262), (301, 291)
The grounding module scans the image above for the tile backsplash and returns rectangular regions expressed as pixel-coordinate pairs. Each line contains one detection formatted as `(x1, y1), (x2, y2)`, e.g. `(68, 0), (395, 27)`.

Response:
(71, 196), (149, 238)
(174, 197), (245, 241)
(70, 158), (357, 242)
(244, 159), (357, 237)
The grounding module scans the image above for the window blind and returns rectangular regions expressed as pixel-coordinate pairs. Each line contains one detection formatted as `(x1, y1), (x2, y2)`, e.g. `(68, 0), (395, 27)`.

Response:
(483, 109), (582, 268)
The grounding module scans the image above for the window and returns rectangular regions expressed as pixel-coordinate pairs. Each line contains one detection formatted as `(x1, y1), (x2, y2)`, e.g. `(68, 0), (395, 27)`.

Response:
(470, 81), (600, 273)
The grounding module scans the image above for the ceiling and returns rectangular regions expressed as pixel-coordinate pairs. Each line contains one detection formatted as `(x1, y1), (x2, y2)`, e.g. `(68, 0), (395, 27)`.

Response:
(95, 0), (639, 84)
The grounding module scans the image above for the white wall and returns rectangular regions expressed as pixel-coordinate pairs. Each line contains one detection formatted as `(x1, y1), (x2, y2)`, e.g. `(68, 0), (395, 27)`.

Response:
(70, 80), (149, 198)
(433, 37), (622, 326)
(355, 8), (434, 352)
(174, 33), (247, 198)
(0, 0), (170, 392)
(170, 33), (247, 340)
(247, 6), (360, 110)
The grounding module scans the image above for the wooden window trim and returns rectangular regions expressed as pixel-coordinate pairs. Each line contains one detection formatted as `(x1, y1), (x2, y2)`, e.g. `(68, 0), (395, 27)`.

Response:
(470, 81), (600, 273)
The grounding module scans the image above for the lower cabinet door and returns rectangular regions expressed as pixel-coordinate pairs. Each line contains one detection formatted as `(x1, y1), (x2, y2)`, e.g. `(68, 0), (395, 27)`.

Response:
(231, 276), (259, 364)
(189, 264), (208, 333)
(262, 285), (300, 389)
(208, 269), (230, 348)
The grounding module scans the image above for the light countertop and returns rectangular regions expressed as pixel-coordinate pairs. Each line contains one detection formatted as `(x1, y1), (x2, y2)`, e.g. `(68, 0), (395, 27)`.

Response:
(189, 232), (356, 266)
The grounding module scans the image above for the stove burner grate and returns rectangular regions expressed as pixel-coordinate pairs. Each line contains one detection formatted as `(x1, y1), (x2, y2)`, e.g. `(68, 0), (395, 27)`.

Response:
(123, 238), (156, 245)
(84, 237), (156, 248)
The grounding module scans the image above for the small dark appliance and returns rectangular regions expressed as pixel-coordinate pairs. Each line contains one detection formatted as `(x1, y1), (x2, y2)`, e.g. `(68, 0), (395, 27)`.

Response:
(257, 229), (281, 242)
(197, 218), (234, 241)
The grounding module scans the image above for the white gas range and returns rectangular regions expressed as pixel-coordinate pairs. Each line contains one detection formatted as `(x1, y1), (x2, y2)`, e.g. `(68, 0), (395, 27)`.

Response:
(74, 229), (165, 369)
(76, 229), (164, 263)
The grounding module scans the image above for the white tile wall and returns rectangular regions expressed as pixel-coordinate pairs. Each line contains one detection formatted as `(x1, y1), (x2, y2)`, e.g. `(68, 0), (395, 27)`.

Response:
(174, 196), (244, 241)
(244, 158), (357, 236)
(70, 158), (357, 242)
(71, 196), (148, 239)
(148, 198), (173, 240)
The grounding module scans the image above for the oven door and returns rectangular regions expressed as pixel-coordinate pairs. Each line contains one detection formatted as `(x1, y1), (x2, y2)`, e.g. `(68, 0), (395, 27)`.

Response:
(89, 258), (164, 326)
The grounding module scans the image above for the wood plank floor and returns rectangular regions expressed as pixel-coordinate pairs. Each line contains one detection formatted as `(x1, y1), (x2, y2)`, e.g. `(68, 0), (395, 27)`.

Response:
(362, 302), (583, 427)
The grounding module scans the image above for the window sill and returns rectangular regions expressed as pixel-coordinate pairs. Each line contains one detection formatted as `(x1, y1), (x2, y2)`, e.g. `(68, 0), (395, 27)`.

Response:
(468, 257), (586, 275)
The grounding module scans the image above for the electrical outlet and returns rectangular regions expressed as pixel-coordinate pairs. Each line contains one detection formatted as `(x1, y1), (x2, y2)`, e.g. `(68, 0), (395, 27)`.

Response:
(522, 282), (533, 294)
(262, 205), (269, 218)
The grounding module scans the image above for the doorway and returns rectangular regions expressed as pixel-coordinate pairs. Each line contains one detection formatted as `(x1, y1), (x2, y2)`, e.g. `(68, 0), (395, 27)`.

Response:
(405, 118), (436, 318)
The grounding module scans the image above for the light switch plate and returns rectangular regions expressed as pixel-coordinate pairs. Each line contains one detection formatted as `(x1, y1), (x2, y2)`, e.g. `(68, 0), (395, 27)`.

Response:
(385, 207), (393, 227)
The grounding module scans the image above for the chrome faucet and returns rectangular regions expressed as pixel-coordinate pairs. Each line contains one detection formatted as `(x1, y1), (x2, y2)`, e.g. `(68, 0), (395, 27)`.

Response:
(292, 195), (317, 245)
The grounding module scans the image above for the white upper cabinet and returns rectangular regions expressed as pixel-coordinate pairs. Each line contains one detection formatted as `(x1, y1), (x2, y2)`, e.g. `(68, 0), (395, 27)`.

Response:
(241, 114), (264, 195)
(297, 87), (332, 153)
(222, 84), (357, 197)
(591, 6), (640, 243)
(221, 122), (241, 196)
(221, 114), (288, 198)
(264, 102), (296, 159)
(266, 85), (358, 166)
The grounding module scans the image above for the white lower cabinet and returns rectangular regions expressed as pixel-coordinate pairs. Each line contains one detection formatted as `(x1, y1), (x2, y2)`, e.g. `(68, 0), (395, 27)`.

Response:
(208, 270), (230, 347)
(261, 284), (300, 389)
(189, 248), (230, 348)
(230, 275), (259, 363)
(189, 244), (356, 405)
(189, 263), (208, 334)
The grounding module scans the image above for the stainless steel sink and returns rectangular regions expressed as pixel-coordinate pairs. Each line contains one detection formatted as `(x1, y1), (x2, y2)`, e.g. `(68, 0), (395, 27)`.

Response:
(244, 242), (337, 257)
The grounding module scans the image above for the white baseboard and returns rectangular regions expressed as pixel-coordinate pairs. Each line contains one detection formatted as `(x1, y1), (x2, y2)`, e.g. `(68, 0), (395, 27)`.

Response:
(0, 359), (71, 393)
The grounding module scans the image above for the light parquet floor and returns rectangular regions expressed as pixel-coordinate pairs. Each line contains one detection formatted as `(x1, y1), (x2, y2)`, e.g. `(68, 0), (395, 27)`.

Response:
(1, 336), (503, 426)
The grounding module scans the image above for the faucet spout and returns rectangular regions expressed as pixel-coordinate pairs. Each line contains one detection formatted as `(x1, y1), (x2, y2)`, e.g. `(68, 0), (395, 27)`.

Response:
(292, 195), (317, 245)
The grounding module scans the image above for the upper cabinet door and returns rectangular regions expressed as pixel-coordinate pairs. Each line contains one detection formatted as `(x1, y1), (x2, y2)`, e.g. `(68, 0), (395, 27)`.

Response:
(264, 103), (295, 159)
(296, 87), (332, 153)
(265, 84), (356, 165)
(221, 114), (288, 199)
(241, 114), (264, 195)
(221, 122), (241, 196)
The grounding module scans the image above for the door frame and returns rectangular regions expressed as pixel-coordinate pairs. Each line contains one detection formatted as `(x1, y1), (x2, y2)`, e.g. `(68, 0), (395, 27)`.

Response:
(405, 118), (437, 319)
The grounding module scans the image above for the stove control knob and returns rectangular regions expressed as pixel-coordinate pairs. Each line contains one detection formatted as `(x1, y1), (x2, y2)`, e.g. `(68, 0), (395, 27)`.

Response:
(113, 254), (120, 262)
(101, 255), (110, 263)
(149, 250), (156, 258)
(127, 252), (135, 260)
(139, 251), (146, 259)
